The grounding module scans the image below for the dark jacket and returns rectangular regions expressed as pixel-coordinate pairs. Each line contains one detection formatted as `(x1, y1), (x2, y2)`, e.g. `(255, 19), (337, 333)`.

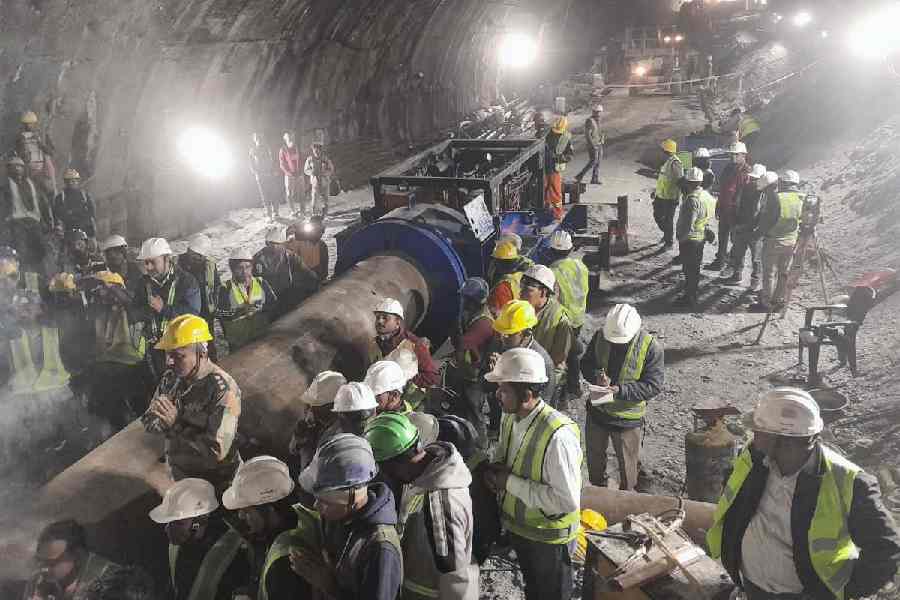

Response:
(133, 265), (201, 342)
(252, 244), (319, 317)
(170, 516), (253, 600)
(52, 189), (96, 237)
(179, 252), (222, 320)
(734, 181), (763, 229)
(719, 444), (900, 600)
(480, 336), (556, 402)
(753, 184), (789, 240)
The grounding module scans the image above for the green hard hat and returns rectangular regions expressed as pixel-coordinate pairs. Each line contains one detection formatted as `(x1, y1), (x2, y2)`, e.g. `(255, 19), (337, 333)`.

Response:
(364, 412), (420, 462)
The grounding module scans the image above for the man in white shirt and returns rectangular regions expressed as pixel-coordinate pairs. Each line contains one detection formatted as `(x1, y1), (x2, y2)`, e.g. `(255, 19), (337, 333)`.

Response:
(483, 347), (582, 600)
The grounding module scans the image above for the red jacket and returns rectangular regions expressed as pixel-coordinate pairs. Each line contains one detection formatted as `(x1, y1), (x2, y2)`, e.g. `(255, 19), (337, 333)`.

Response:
(374, 329), (440, 388)
(279, 146), (301, 177)
(717, 163), (750, 224)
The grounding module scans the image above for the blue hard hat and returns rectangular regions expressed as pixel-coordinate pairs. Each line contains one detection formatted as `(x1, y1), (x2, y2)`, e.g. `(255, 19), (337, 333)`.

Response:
(460, 277), (489, 302)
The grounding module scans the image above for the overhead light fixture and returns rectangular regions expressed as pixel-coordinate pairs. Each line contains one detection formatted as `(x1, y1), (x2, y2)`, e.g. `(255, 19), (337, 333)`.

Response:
(499, 33), (538, 69)
(633, 65), (648, 77)
(664, 35), (672, 43)
(177, 127), (233, 179)
(675, 34), (684, 42)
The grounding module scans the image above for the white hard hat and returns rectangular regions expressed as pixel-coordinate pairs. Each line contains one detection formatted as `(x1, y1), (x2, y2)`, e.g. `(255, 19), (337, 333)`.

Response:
(301, 371), (347, 407)
(685, 167), (704, 183)
(298, 433), (378, 494)
(385, 347), (418, 382)
(498, 233), (523, 251)
(332, 382), (378, 413)
(374, 297), (404, 319)
(782, 170), (800, 185)
(748, 164), (767, 179)
(364, 360), (407, 396)
(523, 264), (556, 292)
(408, 411), (440, 446)
(746, 387), (823, 437)
(758, 171), (779, 190)
(222, 456), (294, 510)
(137, 237), (173, 260)
(604, 303), (642, 344)
(187, 234), (212, 257)
(265, 227), (287, 243)
(100, 234), (128, 252)
(484, 347), (549, 384)
(149, 478), (219, 524)
(229, 247), (254, 262)
(694, 147), (711, 159)
(728, 141), (748, 154)
(549, 229), (574, 251)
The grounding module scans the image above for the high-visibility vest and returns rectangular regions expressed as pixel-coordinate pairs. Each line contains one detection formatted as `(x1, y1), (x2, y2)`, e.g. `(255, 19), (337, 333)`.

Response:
(402, 379), (428, 412)
(687, 189), (717, 242)
(168, 527), (244, 600)
(146, 276), (178, 342)
(94, 306), (145, 365)
(491, 271), (523, 303)
(496, 403), (581, 544)
(456, 307), (493, 381)
(200, 258), (217, 315)
(398, 492), (442, 599)
(221, 278), (268, 349)
(532, 298), (567, 361)
(768, 192), (803, 245)
(655, 155), (682, 201)
(551, 132), (573, 172)
(551, 257), (589, 328)
(739, 115), (761, 139)
(592, 330), (653, 420)
(487, 257), (533, 287)
(8, 326), (71, 394)
(707, 445), (860, 600)
(259, 504), (322, 600)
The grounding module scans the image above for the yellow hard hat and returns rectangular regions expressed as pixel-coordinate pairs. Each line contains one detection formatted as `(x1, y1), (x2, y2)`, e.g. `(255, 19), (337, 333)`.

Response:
(63, 168), (81, 181)
(661, 139), (677, 153)
(552, 116), (569, 134)
(493, 300), (538, 335)
(492, 241), (519, 260)
(21, 111), (38, 125)
(155, 314), (213, 351)
(94, 270), (125, 287)
(49, 273), (76, 293)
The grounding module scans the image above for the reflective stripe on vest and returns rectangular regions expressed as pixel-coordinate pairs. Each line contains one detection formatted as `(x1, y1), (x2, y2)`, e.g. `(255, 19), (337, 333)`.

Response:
(768, 192), (803, 244)
(532, 298), (566, 360)
(553, 132), (573, 172)
(95, 307), (145, 365)
(259, 505), (322, 600)
(655, 155), (682, 201)
(399, 492), (442, 599)
(707, 445), (860, 600)
(739, 115), (761, 139)
(688, 190), (717, 241)
(551, 258), (589, 328)
(147, 277), (179, 340)
(203, 259), (216, 313)
(594, 331), (653, 420)
(169, 528), (245, 600)
(223, 278), (267, 349)
(457, 308), (493, 380)
(496, 403), (581, 544)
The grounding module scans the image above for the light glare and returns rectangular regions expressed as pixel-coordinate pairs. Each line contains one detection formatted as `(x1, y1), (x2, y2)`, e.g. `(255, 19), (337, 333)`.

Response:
(848, 5), (900, 59)
(793, 11), (812, 28)
(499, 34), (538, 69)
(177, 127), (233, 179)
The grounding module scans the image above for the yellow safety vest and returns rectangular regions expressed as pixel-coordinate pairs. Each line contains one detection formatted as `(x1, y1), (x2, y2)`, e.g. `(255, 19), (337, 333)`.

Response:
(222, 278), (268, 349)
(456, 307), (493, 381)
(655, 155), (682, 201)
(168, 527), (245, 600)
(551, 257), (589, 328)
(687, 189), (717, 242)
(259, 505), (322, 600)
(768, 192), (803, 245)
(492, 271), (523, 303)
(707, 445), (860, 600)
(739, 115), (761, 139)
(554, 132), (572, 172)
(146, 277), (178, 341)
(593, 331), (653, 420)
(532, 297), (567, 359)
(496, 403), (581, 544)
(402, 379), (427, 412)
(95, 307), (145, 365)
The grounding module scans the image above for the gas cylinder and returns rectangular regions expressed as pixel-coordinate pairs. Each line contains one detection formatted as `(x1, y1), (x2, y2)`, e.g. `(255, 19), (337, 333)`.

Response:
(685, 419), (738, 503)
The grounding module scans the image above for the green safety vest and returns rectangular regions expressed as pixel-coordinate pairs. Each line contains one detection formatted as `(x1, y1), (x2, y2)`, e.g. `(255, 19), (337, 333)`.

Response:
(553, 132), (573, 172)
(707, 445), (860, 600)
(739, 115), (761, 139)
(655, 154), (682, 201)
(146, 276), (178, 341)
(768, 192), (803, 245)
(551, 257), (589, 328)
(168, 527), (245, 600)
(95, 307), (145, 365)
(398, 492), (441, 599)
(222, 278), (268, 350)
(402, 380), (427, 412)
(687, 189), (717, 242)
(532, 298), (567, 362)
(258, 504), (323, 600)
(456, 307), (493, 381)
(496, 403), (581, 544)
(593, 331), (653, 420)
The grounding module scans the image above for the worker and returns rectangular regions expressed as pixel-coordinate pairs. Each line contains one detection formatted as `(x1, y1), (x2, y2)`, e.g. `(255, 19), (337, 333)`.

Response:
(81, 566), (160, 600)
(370, 297), (439, 388)
(278, 131), (303, 217)
(708, 387), (900, 600)
(331, 381), (378, 435)
(482, 348), (582, 600)
(55, 228), (104, 278)
(141, 314), (241, 490)
(285, 216), (329, 282)
(724, 163), (767, 288)
(1, 156), (53, 272)
(388, 346), (429, 412)
(532, 112), (547, 139)
(543, 117), (574, 221)
(580, 304), (664, 490)
(149, 478), (253, 600)
(15, 110), (57, 199)
(179, 234), (221, 359)
(675, 167), (716, 306)
(134, 237), (201, 378)
(266, 434), (402, 600)
(481, 300), (555, 439)
(653, 139), (684, 248)
(486, 241), (533, 316)
(303, 142), (335, 218)
(519, 264), (573, 405)
(548, 229), (589, 404)
(51, 169), (96, 240)
(707, 141), (749, 272)
(217, 248), (277, 351)
(365, 412), (478, 600)
(100, 234), (142, 291)
(22, 519), (120, 600)
(252, 226), (319, 318)
(366, 359), (415, 415)
(575, 105), (603, 185)
(693, 147), (716, 190)
(751, 170), (800, 313)
(249, 132), (279, 221)
(288, 370), (346, 473)
(723, 107), (761, 154)
(449, 277), (494, 440)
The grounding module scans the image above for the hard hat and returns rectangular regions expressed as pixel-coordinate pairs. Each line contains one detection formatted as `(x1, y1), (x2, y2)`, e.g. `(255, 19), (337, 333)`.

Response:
(684, 167), (704, 183)
(460, 277), (489, 303)
(229, 247), (254, 262)
(551, 116), (569, 134)
(484, 347), (548, 384)
(661, 139), (677, 153)
(6, 157), (25, 168)
(694, 147), (711, 159)
(155, 314), (213, 351)
(603, 303), (642, 344)
(746, 387), (823, 437)
(20, 111), (38, 125)
(94, 270), (125, 287)
(748, 164), (767, 179)
(222, 456), (294, 510)
(301, 371), (347, 407)
(265, 227), (287, 243)
(728, 142), (748, 154)
(523, 264), (556, 292)
(782, 170), (800, 185)
(364, 361), (407, 396)
(758, 171), (779, 190)
(550, 229), (574, 251)
(332, 382), (378, 413)
(298, 433), (378, 494)
(373, 297), (404, 319)
(62, 168), (81, 181)
(365, 412), (420, 462)
(410, 411), (440, 446)
(48, 273), (76, 293)
(137, 237), (173, 260)
(187, 234), (212, 257)
(493, 300), (538, 335)
(101, 234), (128, 251)
(149, 478), (219, 524)
(385, 347), (418, 382)
(492, 241), (518, 260)
(497, 233), (523, 251)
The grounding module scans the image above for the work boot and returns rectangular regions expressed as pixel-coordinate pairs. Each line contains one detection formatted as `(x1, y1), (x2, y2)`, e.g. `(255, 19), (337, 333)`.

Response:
(749, 302), (771, 313)
(704, 258), (725, 271)
(673, 294), (697, 308)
